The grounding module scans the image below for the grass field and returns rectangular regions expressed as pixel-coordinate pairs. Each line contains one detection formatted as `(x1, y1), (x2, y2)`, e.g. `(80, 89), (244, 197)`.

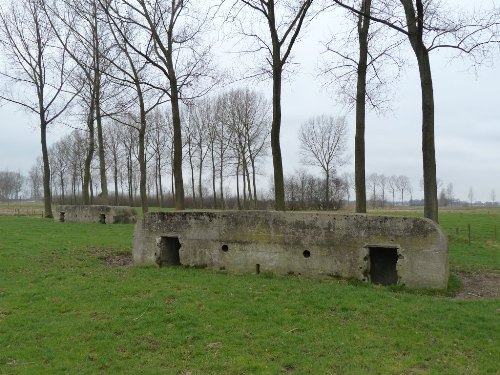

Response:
(0, 210), (499, 374)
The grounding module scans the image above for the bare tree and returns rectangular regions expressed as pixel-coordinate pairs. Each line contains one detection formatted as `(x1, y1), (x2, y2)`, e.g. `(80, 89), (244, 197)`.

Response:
(28, 160), (43, 200)
(146, 110), (171, 208)
(105, 0), (220, 210)
(378, 173), (387, 207)
(366, 172), (379, 208)
(0, 171), (24, 200)
(323, 0), (404, 213)
(388, 175), (397, 206)
(446, 182), (454, 207)
(104, 121), (122, 204)
(235, 0), (314, 210)
(468, 186), (474, 207)
(46, 0), (104, 205)
(395, 175), (411, 205)
(299, 115), (348, 207)
(47, 0), (116, 205)
(284, 169), (347, 210)
(49, 136), (72, 203)
(0, 0), (79, 217)
(227, 88), (270, 208)
(342, 171), (354, 206)
(213, 92), (236, 209)
(332, 0), (500, 222)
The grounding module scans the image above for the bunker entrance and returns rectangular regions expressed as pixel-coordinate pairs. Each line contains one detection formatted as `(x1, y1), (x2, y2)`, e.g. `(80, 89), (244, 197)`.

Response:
(369, 247), (398, 285)
(158, 236), (181, 266)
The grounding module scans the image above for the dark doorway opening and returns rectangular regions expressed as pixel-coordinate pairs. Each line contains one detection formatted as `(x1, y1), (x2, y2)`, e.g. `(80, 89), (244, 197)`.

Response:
(99, 213), (106, 224)
(158, 236), (181, 266)
(369, 247), (398, 285)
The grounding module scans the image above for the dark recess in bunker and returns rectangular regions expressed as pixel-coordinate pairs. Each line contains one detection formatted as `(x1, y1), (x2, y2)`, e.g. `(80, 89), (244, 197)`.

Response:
(158, 236), (181, 266)
(369, 247), (398, 285)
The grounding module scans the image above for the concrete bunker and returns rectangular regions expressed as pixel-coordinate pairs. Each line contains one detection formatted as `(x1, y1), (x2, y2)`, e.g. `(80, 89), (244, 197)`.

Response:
(155, 236), (181, 266)
(56, 205), (137, 224)
(133, 211), (449, 289)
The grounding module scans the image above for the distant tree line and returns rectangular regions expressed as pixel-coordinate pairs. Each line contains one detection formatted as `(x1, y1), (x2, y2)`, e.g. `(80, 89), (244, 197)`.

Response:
(0, 171), (24, 200)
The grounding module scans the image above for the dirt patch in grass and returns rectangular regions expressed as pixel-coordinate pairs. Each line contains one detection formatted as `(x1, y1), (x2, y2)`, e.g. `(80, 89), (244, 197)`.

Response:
(90, 248), (133, 267)
(454, 271), (500, 300)
(102, 253), (133, 267)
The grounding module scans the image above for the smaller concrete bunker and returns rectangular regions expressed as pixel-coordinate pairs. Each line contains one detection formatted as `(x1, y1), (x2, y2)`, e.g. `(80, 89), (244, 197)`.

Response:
(57, 205), (137, 224)
(133, 211), (448, 289)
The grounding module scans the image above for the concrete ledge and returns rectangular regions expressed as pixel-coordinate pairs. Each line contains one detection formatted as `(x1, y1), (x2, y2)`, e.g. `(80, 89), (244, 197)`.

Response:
(133, 211), (448, 289)
(57, 205), (137, 224)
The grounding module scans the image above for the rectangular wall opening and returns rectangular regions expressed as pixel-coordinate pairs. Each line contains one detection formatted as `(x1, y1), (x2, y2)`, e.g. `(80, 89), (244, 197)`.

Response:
(158, 236), (181, 266)
(369, 247), (398, 285)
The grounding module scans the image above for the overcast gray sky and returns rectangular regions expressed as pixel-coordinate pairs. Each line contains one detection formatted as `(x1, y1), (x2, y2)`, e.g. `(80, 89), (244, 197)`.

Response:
(0, 0), (498, 202)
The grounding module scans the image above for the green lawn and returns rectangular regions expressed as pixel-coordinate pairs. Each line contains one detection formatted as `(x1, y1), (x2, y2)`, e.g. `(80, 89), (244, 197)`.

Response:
(0, 213), (499, 374)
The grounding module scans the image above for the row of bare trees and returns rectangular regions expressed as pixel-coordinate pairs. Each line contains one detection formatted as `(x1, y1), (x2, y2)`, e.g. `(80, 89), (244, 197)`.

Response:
(28, 88), (271, 210)
(1, 0), (498, 221)
(284, 170), (349, 210)
(0, 171), (24, 200)
(366, 173), (412, 208)
(0, 0), (220, 217)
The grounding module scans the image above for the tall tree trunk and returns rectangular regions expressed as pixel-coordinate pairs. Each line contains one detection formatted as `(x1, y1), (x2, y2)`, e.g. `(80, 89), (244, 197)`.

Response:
(325, 169), (330, 207)
(158, 158), (164, 207)
(219, 149), (225, 209)
(271, 66), (285, 210)
(211, 147), (217, 208)
(92, 3), (108, 205)
(138, 124), (147, 213)
(166, 37), (185, 210)
(60, 172), (65, 204)
(40, 121), (53, 218)
(250, 156), (257, 208)
(137, 93), (148, 213)
(171, 162), (175, 204)
(241, 153), (248, 209)
(83, 106), (95, 205)
(400, 0), (438, 223)
(95, 90), (108, 204)
(155, 160), (160, 207)
(355, 0), (371, 213)
(417, 50), (438, 222)
(127, 153), (133, 205)
(198, 158), (204, 209)
(188, 146), (196, 206)
(236, 159), (241, 210)
(90, 175), (94, 204)
(113, 155), (118, 205)
(245, 164), (252, 209)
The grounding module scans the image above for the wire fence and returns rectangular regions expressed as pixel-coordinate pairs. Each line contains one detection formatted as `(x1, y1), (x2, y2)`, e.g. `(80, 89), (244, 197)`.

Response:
(443, 223), (499, 245)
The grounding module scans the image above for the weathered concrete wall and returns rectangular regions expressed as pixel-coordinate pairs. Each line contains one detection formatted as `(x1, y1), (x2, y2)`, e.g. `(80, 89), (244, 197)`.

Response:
(133, 211), (448, 289)
(57, 205), (137, 224)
